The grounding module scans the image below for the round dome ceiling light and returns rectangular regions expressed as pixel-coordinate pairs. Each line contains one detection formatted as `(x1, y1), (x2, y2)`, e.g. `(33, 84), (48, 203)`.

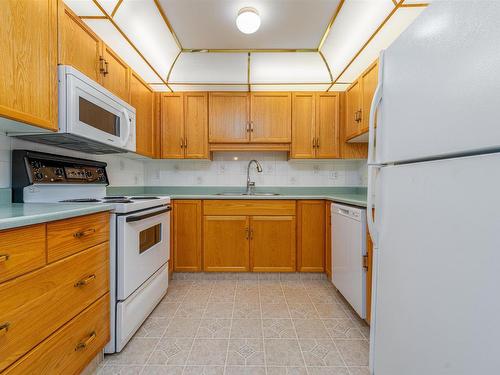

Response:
(236, 7), (261, 34)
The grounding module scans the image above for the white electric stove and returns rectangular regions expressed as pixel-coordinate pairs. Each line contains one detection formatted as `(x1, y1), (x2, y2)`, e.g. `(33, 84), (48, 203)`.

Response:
(12, 150), (171, 353)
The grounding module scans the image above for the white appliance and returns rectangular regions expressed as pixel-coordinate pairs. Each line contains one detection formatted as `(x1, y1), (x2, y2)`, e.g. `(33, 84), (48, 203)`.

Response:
(14, 66), (136, 154)
(11, 150), (170, 354)
(331, 203), (367, 318)
(367, 2), (500, 374)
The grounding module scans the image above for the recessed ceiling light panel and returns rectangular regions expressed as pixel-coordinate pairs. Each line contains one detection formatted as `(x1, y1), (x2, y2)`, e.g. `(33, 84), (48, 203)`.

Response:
(236, 7), (261, 34)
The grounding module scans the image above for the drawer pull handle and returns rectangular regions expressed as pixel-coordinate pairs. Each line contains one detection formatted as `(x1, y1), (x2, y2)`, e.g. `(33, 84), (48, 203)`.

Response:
(74, 274), (96, 288)
(75, 331), (96, 351)
(73, 228), (96, 239)
(0, 322), (10, 336)
(0, 254), (10, 263)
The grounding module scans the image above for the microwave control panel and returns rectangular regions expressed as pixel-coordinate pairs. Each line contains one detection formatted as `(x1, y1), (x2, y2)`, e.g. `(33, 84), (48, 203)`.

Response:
(27, 158), (108, 184)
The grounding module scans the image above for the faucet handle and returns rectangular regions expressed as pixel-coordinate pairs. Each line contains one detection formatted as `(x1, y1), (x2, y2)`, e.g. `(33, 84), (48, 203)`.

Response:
(248, 181), (255, 187)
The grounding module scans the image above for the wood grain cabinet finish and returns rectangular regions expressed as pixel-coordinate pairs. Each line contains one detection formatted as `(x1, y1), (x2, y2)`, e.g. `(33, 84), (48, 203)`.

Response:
(360, 60), (379, 135)
(3, 294), (110, 375)
(131, 72), (156, 158)
(297, 200), (326, 272)
(101, 44), (130, 102)
(345, 80), (362, 141)
(0, 0), (58, 131)
(325, 201), (332, 280)
(173, 200), (202, 272)
(0, 224), (46, 283)
(0, 242), (109, 372)
(47, 211), (109, 263)
(209, 92), (250, 143)
(204, 216), (250, 272)
(250, 92), (291, 143)
(339, 93), (368, 159)
(161, 93), (209, 159)
(291, 93), (340, 159)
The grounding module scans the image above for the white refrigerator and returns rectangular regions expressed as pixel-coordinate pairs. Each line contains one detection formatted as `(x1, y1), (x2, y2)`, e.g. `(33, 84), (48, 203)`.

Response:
(367, 2), (500, 375)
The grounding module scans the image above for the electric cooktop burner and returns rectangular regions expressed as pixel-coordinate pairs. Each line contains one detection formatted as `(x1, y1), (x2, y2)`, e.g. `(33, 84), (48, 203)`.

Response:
(60, 198), (101, 203)
(105, 199), (133, 204)
(103, 196), (126, 199)
(129, 196), (160, 200)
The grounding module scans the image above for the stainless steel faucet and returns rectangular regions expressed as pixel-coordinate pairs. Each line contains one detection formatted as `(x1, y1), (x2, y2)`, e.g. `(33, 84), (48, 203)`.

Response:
(246, 159), (263, 194)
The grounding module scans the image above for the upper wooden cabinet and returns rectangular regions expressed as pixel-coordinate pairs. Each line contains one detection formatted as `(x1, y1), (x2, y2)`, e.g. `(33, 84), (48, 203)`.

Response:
(130, 72), (156, 158)
(209, 92), (249, 143)
(250, 92), (291, 143)
(291, 92), (340, 159)
(345, 60), (379, 142)
(0, 0), (58, 131)
(160, 92), (209, 159)
(101, 44), (130, 102)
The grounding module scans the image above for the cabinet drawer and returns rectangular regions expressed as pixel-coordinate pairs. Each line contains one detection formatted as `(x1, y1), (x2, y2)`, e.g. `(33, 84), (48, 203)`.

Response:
(0, 224), (46, 283)
(47, 212), (109, 262)
(203, 200), (296, 216)
(3, 293), (110, 375)
(0, 242), (109, 371)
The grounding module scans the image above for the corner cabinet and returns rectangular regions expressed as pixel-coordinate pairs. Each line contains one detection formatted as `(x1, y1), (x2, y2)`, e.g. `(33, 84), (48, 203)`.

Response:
(101, 44), (130, 102)
(130, 72), (156, 158)
(0, 0), (58, 131)
(160, 92), (209, 159)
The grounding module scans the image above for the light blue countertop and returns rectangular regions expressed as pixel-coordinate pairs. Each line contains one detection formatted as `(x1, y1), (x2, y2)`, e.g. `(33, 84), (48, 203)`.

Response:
(0, 203), (113, 231)
(107, 186), (367, 207)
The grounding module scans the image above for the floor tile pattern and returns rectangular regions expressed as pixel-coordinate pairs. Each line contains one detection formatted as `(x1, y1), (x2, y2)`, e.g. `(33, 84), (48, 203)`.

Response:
(98, 275), (370, 375)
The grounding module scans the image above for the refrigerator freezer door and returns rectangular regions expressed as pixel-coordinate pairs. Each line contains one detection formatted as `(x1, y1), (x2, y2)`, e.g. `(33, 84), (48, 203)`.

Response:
(371, 153), (500, 374)
(376, 2), (500, 164)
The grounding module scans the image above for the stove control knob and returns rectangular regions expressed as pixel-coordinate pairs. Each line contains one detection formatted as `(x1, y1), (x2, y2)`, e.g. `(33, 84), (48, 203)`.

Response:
(31, 161), (42, 169)
(85, 170), (93, 178)
(55, 168), (64, 177)
(34, 172), (44, 181)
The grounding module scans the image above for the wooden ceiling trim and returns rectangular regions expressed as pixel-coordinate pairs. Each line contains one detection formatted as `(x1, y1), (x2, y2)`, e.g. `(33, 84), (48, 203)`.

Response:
(318, 0), (345, 51)
(153, 0), (183, 50)
(110, 0), (123, 17)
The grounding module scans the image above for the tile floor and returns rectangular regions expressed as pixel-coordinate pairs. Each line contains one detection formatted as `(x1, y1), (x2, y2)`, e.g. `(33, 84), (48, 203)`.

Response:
(98, 274), (370, 375)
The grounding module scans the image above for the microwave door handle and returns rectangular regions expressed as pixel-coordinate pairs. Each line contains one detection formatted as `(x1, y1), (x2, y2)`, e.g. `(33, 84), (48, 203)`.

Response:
(121, 108), (131, 147)
(125, 206), (171, 223)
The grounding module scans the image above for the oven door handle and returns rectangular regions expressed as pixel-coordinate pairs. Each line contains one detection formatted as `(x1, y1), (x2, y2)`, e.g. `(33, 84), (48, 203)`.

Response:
(125, 206), (171, 223)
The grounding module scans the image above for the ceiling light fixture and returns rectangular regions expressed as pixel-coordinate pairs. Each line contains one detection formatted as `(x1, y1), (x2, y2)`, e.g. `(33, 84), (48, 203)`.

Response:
(236, 7), (261, 34)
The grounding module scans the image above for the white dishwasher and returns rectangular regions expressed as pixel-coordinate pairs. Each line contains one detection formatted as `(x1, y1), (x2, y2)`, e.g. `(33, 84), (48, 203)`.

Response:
(331, 203), (367, 319)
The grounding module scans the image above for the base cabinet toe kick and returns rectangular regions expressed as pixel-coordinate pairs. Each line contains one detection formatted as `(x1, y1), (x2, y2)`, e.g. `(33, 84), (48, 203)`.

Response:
(0, 212), (111, 375)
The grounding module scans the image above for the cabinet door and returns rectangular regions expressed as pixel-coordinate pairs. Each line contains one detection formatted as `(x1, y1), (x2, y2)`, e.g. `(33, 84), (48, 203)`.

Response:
(173, 200), (202, 272)
(184, 92), (208, 159)
(209, 92), (249, 143)
(345, 80), (361, 140)
(291, 93), (316, 159)
(160, 93), (184, 159)
(250, 216), (296, 272)
(250, 92), (291, 143)
(101, 44), (130, 102)
(0, 0), (58, 131)
(339, 92), (368, 159)
(325, 202), (332, 280)
(204, 216), (250, 272)
(58, 5), (101, 83)
(316, 93), (340, 158)
(360, 60), (379, 134)
(130, 72), (155, 158)
(297, 201), (325, 272)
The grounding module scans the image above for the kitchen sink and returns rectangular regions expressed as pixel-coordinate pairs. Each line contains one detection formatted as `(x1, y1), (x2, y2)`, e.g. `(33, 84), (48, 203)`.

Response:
(215, 192), (280, 196)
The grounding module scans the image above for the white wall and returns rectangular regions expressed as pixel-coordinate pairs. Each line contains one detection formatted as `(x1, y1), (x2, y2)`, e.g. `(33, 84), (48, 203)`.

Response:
(0, 133), (368, 189)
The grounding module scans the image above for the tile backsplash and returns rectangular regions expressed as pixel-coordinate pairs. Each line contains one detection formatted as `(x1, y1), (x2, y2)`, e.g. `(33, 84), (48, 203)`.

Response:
(0, 133), (368, 189)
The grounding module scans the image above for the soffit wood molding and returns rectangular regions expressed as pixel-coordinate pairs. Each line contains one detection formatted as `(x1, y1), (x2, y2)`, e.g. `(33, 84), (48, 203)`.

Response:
(74, 0), (428, 92)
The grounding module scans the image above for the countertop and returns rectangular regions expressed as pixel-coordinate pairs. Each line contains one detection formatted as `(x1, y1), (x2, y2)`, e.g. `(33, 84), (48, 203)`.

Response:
(107, 186), (368, 208)
(0, 203), (114, 231)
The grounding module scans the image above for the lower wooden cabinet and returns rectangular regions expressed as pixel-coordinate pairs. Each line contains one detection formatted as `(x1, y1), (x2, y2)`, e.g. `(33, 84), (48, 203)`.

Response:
(325, 201), (332, 280)
(203, 216), (249, 272)
(297, 200), (326, 272)
(250, 216), (296, 272)
(173, 200), (202, 272)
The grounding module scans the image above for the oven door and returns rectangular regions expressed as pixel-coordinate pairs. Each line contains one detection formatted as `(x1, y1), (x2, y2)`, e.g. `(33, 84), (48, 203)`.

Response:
(116, 205), (170, 300)
(62, 66), (136, 152)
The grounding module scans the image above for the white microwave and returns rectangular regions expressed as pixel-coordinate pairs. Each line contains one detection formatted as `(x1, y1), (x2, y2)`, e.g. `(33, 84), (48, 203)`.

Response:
(14, 66), (136, 154)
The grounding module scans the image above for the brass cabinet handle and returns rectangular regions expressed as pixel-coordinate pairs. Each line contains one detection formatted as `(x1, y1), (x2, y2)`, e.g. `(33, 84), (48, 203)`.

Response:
(73, 228), (96, 239)
(316, 138), (320, 148)
(180, 138), (184, 148)
(246, 121), (250, 133)
(99, 57), (106, 75)
(249, 228), (254, 240)
(245, 227), (249, 240)
(312, 138), (316, 148)
(75, 331), (97, 351)
(184, 138), (187, 148)
(0, 322), (10, 336)
(0, 254), (10, 263)
(249, 121), (254, 132)
(104, 60), (109, 76)
(74, 274), (96, 288)
(358, 109), (362, 123)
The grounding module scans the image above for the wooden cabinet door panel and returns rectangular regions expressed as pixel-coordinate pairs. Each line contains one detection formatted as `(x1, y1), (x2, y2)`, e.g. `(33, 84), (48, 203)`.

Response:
(250, 216), (296, 272)
(204, 216), (249, 272)
(250, 92), (291, 143)
(361, 60), (379, 134)
(297, 201), (325, 272)
(102, 45), (130, 102)
(59, 5), (101, 83)
(325, 201), (332, 280)
(316, 93), (340, 158)
(291, 93), (315, 159)
(0, 0), (58, 130)
(339, 93), (368, 159)
(184, 92), (208, 159)
(209, 92), (249, 143)
(161, 93), (184, 159)
(345, 80), (361, 140)
(131, 72), (155, 158)
(173, 200), (202, 272)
